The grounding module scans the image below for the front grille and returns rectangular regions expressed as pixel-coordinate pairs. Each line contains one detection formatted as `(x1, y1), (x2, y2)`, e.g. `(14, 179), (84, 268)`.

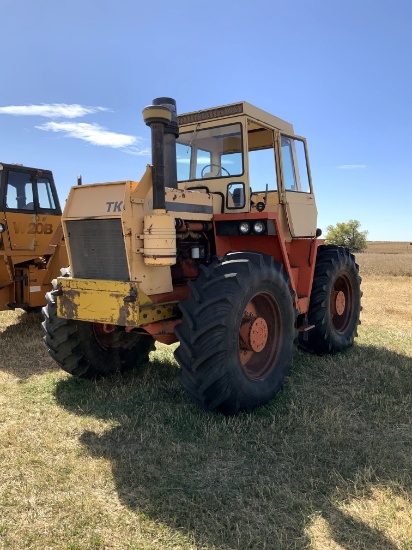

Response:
(66, 219), (129, 281)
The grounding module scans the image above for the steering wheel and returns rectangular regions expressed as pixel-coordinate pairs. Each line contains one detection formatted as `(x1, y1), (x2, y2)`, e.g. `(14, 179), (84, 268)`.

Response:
(201, 164), (230, 177)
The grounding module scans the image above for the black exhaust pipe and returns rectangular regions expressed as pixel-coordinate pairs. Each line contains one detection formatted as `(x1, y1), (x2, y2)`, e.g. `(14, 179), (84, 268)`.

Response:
(152, 97), (179, 190)
(142, 97), (178, 211)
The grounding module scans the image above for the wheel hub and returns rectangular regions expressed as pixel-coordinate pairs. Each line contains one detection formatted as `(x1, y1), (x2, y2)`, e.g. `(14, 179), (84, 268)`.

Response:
(240, 315), (268, 352)
(332, 290), (346, 315)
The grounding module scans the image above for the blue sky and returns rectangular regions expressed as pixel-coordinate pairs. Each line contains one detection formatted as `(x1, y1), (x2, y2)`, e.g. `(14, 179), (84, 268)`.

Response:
(1, 0), (411, 241)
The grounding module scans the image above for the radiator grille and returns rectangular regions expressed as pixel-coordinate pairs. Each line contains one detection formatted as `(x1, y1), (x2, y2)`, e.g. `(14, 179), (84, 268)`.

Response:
(66, 219), (129, 281)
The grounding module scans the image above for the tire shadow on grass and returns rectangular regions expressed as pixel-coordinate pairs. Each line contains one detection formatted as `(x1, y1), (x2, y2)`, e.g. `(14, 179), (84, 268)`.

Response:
(54, 344), (412, 549)
(0, 310), (59, 379)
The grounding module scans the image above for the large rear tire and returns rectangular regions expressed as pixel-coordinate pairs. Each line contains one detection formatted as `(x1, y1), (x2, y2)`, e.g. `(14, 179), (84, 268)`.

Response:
(42, 280), (155, 379)
(174, 252), (296, 415)
(298, 245), (362, 354)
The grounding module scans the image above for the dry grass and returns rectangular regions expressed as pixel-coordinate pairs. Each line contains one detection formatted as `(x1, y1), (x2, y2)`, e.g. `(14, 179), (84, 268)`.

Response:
(356, 242), (412, 278)
(360, 276), (412, 332)
(356, 255), (412, 278)
(0, 247), (411, 549)
(365, 242), (412, 255)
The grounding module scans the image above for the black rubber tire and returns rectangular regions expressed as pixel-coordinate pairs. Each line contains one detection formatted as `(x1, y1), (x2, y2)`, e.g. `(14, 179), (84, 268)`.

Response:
(42, 280), (155, 379)
(21, 306), (42, 313)
(298, 245), (362, 354)
(174, 252), (296, 415)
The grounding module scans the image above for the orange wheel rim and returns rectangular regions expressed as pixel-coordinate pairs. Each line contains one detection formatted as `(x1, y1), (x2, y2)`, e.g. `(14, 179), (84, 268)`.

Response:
(330, 274), (353, 332)
(238, 293), (282, 380)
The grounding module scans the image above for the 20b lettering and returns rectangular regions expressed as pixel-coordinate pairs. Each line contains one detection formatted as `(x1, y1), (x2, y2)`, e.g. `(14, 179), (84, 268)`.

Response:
(27, 223), (53, 234)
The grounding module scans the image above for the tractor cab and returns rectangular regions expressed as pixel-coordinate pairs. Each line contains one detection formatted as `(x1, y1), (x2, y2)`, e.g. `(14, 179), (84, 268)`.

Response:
(176, 102), (318, 238)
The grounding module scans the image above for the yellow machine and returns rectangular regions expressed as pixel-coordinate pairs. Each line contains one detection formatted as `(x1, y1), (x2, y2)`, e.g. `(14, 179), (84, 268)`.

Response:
(0, 163), (67, 311)
(42, 98), (361, 414)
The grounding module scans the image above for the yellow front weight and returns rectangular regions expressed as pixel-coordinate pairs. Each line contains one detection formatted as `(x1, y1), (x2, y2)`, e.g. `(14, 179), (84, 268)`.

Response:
(56, 277), (175, 327)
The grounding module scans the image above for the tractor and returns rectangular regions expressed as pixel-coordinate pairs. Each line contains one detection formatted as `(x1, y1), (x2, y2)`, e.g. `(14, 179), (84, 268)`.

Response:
(0, 163), (67, 311)
(42, 98), (361, 414)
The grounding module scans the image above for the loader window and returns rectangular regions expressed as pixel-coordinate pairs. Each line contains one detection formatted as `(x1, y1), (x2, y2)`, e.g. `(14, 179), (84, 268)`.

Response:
(37, 177), (57, 209)
(5, 171), (34, 210)
(176, 123), (243, 182)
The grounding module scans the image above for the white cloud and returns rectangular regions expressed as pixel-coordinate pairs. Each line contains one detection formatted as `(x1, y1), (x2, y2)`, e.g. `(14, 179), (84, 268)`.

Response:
(36, 121), (149, 155)
(0, 103), (107, 118)
(338, 164), (367, 170)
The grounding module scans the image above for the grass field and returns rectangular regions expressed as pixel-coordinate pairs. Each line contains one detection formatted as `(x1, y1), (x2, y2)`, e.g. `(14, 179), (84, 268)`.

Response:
(364, 242), (412, 255)
(0, 243), (411, 549)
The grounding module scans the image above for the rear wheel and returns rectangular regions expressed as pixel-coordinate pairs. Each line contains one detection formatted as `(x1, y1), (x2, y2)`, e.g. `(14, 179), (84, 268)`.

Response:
(298, 245), (362, 354)
(42, 280), (155, 378)
(175, 252), (296, 414)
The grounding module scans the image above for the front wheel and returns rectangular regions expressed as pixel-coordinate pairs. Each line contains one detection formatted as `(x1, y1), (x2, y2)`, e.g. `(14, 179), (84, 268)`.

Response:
(175, 252), (296, 414)
(42, 280), (155, 378)
(298, 245), (362, 354)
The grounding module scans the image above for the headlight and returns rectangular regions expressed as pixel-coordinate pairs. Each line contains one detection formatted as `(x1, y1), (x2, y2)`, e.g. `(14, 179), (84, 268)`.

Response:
(239, 221), (251, 235)
(253, 221), (265, 234)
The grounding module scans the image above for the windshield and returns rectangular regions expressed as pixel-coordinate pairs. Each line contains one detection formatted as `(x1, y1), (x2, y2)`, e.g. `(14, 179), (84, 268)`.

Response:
(176, 123), (243, 182)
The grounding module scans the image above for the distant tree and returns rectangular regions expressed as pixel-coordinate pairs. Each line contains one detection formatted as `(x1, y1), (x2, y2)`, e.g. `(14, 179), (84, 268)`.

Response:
(325, 219), (368, 251)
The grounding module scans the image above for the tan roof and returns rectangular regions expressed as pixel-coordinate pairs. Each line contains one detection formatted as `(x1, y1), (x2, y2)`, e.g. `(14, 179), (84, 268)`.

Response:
(178, 101), (294, 134)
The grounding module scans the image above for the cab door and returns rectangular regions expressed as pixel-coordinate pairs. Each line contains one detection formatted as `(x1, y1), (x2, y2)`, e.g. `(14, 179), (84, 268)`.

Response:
(277, 134), (318, 237)
(3, 168), (61, 251)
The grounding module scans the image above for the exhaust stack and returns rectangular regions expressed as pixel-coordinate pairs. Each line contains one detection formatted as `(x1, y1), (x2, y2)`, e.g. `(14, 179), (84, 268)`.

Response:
(152, 97), (179, 190)
(141, 98), (177, 267)
(142, 102), (172, 210)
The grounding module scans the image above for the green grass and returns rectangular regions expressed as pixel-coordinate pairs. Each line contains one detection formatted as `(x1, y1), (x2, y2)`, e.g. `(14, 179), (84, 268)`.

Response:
(1, 273), (412, 549)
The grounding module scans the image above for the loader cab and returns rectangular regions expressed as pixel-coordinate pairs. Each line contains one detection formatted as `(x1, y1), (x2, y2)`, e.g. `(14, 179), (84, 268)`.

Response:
(0, 163), (62, 251)
(0, 164), (61, 214)
(176, 102), (318, 237)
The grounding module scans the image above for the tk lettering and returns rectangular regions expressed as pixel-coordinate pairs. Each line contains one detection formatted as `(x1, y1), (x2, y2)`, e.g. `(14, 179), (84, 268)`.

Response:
(106, 201), (123, 213)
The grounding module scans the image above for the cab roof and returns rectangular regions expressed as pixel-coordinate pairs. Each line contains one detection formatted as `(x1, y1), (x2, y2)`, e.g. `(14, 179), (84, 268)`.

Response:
(177, 101), (294, 134)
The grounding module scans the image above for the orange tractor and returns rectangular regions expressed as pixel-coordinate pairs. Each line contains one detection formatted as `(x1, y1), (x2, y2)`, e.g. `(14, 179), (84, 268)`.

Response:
(42, 98), (361, 414)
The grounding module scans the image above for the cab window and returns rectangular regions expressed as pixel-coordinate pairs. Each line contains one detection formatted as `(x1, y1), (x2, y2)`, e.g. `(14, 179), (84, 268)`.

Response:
(6, 171), (34, 210)
(249, 147), (277, 192)
(281, 136), (311, 193)
(176, 123), (243, 181)
(38, 177), (57, 209)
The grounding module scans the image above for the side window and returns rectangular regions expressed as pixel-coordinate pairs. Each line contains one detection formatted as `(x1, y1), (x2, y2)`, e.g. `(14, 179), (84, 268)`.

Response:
(176, 142), (191, 181)
(294, 139), (311, 193)
(37, 177), (57, 209)
(6, 171), (34, 210)
(281, 136), (311, 193)
(248, 148), (277, 192)
(227, 182), (245, 209)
